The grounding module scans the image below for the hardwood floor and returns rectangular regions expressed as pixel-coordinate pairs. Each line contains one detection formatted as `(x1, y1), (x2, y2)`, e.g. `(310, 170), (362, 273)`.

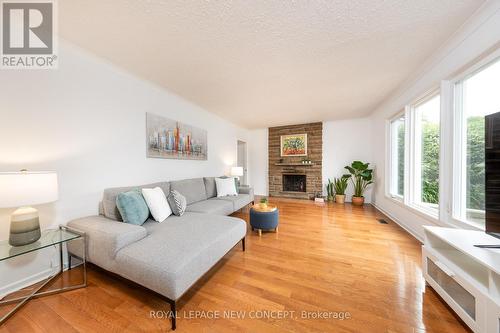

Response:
(0, 198), (470, 333)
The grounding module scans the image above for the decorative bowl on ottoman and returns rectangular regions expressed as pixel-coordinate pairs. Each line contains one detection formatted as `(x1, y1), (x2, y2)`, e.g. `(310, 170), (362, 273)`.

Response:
(250, 204), (279, 236)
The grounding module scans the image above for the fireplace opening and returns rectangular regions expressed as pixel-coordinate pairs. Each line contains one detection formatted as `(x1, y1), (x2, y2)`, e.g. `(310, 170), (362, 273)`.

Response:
(283, 174), (306, 192)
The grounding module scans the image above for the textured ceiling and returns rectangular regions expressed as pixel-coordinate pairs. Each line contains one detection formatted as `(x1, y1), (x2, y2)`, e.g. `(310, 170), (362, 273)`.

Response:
(59, 0), (484, 128)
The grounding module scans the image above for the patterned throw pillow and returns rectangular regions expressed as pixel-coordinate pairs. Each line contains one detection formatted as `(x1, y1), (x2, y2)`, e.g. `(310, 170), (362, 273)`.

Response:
(167, 190), (187, 216)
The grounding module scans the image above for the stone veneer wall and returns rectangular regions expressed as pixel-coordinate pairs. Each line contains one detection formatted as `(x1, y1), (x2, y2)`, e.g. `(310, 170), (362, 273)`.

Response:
(268, 122), (322, 199)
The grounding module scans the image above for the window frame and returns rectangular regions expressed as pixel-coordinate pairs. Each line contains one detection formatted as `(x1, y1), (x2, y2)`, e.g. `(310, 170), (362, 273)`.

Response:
(388, 111), (406, 201)
(407, 90), (441, 219)
(385, 88), (441, 222)
(448, 49), (500, 230)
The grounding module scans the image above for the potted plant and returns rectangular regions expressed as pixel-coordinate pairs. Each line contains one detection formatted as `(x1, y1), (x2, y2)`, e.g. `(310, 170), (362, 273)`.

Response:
(326, 179), (334, 201)
(333, 176), (350, 204)
(344, 161), (374, 206)
(259, 197), (268, 209)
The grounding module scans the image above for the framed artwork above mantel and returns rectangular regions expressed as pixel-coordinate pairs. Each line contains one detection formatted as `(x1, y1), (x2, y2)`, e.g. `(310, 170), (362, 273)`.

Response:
(280, 133), (307, 157)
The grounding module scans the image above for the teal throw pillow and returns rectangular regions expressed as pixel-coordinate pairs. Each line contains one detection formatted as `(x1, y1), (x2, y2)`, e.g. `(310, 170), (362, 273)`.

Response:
(116, 190), (150, 225)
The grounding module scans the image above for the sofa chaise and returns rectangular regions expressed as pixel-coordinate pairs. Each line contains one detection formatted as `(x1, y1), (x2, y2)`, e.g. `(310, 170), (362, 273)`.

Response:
(67, 177), (254, 330)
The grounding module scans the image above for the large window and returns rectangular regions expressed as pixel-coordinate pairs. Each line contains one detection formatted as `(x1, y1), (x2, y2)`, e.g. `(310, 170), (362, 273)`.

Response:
(454, 58), (500, 227)
(411, 94), (440, 215)
(385, 49), (500, 229)
(389, 115), (405, 198)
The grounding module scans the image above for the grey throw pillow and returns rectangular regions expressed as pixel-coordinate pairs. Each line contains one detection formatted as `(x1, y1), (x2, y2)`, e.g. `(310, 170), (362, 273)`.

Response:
(167, 190), (187, 216)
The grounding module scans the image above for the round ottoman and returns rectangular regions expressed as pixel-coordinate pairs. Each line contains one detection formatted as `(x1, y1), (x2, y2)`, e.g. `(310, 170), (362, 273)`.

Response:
(250, 204), (279, 236)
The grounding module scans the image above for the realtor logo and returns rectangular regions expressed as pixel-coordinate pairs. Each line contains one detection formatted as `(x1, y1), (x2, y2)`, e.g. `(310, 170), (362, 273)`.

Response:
(1, 0), (57, 69)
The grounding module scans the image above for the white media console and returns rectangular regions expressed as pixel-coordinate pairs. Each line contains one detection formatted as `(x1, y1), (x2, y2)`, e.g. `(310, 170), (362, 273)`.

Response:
(423, 226), (500, 333)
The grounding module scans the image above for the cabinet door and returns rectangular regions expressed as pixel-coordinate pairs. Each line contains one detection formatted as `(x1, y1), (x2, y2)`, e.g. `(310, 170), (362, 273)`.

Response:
(423, 249), (486, 333)
(427, 259), (476, 318)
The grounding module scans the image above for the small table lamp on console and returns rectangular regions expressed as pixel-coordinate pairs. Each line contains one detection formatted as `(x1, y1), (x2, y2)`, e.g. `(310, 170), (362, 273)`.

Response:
(0, 170), (58, 246)
(231, 166), (244, 187)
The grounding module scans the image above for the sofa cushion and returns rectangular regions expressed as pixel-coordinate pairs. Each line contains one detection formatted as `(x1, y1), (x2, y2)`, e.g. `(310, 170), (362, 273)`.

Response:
(114, 212), (247, 300)
(116, 190), (150, 225)
(67, 215), (147, 271)
(213, 194), (251, 211)
(170, 178), (207, 205)
(238, 186), (254, 196)
(203, 177), (217, 198)
(103, 182), (170, 221)
(185, 198), (234, 216)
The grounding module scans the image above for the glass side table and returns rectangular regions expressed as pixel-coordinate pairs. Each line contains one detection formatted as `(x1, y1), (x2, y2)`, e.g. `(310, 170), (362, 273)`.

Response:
(0, 225), (87, 324)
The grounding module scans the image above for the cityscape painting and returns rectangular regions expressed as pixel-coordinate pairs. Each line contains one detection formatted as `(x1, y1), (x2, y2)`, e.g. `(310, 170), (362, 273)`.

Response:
(146, 113), (208, 160)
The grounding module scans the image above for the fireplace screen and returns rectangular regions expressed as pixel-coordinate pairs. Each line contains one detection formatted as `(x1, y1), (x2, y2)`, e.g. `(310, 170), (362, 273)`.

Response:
(283, 174), (306, 192)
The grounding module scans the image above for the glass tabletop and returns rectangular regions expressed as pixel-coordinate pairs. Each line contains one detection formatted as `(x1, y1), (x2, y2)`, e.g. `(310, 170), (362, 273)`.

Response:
(0, 229), (81, 261)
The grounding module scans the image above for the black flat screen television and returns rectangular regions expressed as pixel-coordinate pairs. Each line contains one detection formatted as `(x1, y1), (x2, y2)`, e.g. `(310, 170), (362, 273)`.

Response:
(485, 111), (500, 239)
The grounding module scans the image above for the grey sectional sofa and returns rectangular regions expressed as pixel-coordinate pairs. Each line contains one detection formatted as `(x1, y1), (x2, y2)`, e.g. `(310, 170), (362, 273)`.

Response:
(67, 177), (253, 330)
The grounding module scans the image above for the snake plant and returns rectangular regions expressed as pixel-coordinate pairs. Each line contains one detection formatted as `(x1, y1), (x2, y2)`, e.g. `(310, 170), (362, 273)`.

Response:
(333, 176), (350, 195)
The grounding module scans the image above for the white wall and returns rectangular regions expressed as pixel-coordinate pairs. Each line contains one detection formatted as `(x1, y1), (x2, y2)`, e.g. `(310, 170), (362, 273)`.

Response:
(370, 1), (500, 241)
(247, 129), (268, 195)
(0, 41), (249, 294)
(322, 118), (374, 203)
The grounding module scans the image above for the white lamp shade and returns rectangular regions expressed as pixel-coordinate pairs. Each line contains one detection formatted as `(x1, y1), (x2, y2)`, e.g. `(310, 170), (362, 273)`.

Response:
(231, 167), (244, 177)
(0, 171), (58, 208)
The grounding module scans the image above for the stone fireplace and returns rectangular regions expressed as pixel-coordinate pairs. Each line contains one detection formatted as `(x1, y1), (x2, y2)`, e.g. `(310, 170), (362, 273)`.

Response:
(268, 122), (322, 199)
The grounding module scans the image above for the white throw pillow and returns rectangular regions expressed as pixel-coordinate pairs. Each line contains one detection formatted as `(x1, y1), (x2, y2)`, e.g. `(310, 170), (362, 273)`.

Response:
(141, 187), (172, 222)
(215, 177), (238, 197)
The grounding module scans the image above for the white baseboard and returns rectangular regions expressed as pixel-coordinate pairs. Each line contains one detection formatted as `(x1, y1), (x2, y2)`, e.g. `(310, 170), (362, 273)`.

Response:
(0, 267), (55, 300)
(370, 203), (424, 243)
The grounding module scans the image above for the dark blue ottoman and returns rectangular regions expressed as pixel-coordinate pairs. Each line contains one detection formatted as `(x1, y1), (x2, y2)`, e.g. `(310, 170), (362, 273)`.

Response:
(250, 205), (279, 236)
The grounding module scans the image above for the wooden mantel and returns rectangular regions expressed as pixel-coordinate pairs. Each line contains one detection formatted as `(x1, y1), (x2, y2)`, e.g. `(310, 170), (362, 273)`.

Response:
(274, 162), (315, 166)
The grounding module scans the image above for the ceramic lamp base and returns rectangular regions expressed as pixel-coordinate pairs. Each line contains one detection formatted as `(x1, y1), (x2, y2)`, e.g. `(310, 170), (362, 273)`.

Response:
(9, 207), (41, 246)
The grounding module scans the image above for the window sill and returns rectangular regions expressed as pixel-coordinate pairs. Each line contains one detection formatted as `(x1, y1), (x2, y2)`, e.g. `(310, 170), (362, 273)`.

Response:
(385, 194), (485, 232)
(384, 194), (406, 207)
(384, 194), (440, 225)
(449, 217), (485, 232)
(407, 203), (439, 223)
(386, 194), (404, 203)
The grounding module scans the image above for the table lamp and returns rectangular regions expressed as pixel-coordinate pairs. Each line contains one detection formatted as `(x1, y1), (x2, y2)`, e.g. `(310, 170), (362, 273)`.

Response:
(231, 166), (244, 187)
(0, 170), (58, 246)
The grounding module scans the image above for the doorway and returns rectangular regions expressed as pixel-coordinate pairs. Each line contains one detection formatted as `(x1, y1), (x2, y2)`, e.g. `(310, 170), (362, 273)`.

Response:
(237, 140), (248, 185)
